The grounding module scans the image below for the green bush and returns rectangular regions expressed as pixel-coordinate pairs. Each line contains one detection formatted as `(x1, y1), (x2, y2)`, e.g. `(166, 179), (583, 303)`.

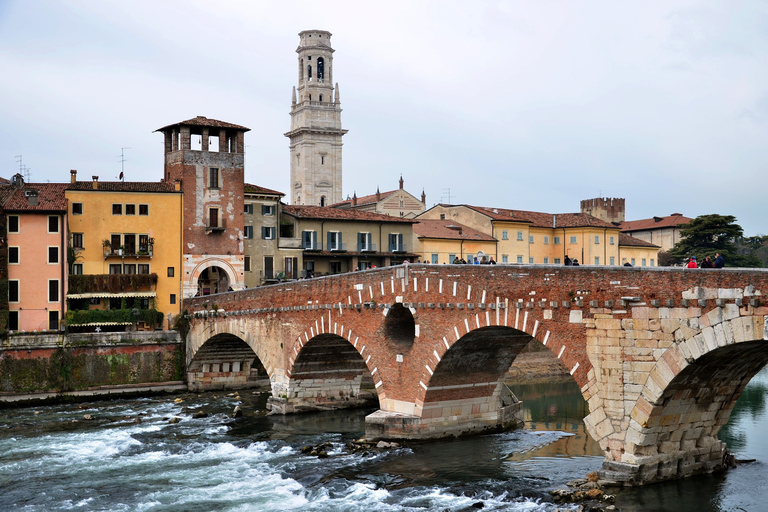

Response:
(65, 308), (164, 327)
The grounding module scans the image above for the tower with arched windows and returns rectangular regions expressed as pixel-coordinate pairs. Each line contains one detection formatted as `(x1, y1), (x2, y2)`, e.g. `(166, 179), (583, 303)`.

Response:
(285, 30), (347, 206)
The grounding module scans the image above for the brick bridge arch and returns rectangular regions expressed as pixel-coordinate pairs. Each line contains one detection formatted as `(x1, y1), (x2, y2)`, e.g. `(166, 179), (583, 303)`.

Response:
(185, 264), (768, 484)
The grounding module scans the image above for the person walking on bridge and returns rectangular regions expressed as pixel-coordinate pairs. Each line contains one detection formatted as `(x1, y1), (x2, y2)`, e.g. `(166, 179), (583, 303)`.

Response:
(714, 252), (725, 268)
(687, 256), (698, 268)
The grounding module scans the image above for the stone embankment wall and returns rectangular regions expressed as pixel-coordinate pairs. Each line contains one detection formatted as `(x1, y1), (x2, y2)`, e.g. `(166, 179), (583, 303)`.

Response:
(0, 331), (185, 401)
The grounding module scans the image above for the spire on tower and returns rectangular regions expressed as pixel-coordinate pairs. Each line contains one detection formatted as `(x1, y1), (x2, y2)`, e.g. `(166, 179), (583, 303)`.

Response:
(335, 83), (340, 104)
(399, 175), (404, 190)
(292, 86), (297, 106)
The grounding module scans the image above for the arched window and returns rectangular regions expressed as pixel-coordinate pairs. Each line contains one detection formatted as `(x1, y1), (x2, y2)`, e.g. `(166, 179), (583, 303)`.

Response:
(317, 57), (324, 82)
(320, 196), (326, 207)
(319, 94), (323, 102)
(307, 65), (312, 81)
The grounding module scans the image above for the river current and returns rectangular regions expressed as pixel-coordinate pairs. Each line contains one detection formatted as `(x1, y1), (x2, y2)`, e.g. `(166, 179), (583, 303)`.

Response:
(1, 368), (767, 511)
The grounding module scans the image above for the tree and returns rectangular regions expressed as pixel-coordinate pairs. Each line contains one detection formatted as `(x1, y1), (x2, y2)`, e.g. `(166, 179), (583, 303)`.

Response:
(668, 214), (760, 267)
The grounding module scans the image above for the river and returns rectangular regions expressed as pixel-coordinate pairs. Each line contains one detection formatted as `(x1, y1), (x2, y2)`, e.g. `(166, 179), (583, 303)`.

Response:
(1, 368), (767, 511)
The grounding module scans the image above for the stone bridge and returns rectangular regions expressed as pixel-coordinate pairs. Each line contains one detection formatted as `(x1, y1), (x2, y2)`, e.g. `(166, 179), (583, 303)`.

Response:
(183, 264), (768, 484)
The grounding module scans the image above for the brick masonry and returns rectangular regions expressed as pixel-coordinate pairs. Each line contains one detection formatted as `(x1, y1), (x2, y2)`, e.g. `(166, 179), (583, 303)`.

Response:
(185, 264), (768, 484)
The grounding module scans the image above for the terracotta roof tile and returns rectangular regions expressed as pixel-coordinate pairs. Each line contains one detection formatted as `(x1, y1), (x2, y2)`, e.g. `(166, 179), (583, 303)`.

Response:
(618, 232), (660, 248)
(3, 183), (68, 212)
(414, 219), (496, 241)
(155, 116), (250, 132)
(620, 214), (692, 232)
(244, 183), (285, 196)
(282, 205), (415, 223)
(67, 181), (178, 193)
(464, 205), (616, 229)
(332, 189), (397, 207)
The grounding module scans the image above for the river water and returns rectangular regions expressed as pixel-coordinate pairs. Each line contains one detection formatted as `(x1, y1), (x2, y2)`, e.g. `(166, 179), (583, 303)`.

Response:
(1, 368), (767, 511)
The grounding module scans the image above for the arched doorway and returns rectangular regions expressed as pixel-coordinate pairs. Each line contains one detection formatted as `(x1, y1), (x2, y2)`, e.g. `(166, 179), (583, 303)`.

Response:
(197, 265), (230, 295)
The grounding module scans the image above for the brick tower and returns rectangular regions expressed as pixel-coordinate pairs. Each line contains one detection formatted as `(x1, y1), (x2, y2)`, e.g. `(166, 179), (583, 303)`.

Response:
(285, 30), (348, 206)
(156, 116), (249, 297)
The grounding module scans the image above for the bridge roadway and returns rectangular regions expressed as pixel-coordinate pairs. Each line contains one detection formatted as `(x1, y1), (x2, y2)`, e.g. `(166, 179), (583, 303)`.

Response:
(184, 264), (768, 485)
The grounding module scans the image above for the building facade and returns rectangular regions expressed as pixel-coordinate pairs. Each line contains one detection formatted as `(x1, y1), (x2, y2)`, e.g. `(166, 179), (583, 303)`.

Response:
(285, 30), (347, 207)
(3, 177), (68, 332)
(156, 116), (248, 297)
(65, 172), (183, 329)
(412, 219), (497, 264)
(333, 177), (426, 219)
(619, 213), (692, 252)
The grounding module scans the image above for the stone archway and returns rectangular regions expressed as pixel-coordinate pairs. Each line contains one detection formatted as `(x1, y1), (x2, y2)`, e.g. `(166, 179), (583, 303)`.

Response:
(187, 258), (239, 297)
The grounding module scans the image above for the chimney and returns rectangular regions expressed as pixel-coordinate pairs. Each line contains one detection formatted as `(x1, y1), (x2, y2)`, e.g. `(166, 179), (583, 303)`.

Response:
(376, 187), (381, 201)
(70, 169), (77, 184)
(92, 176), (99, 190)
(174, 179), (181, 192)
(352, 192), (357, 206)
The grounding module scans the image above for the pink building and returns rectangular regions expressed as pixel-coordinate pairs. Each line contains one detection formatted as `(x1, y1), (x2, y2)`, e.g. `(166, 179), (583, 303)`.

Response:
(4, 176), (68, 332)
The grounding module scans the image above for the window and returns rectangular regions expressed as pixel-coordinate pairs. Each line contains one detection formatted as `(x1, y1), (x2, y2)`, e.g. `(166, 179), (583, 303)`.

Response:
(209, 168), (220, 188)
(544, 257), (549, 264)
(139, 204), (149, 216)
(208, 208), (220, 228)
(610, 236), (615, 245)
(48, 246), (59, 264)
(244, 256), (251, 272)
(631, 258), (636, 266)
(651, 259), (655, 267)
(448, 254), (456, 263)
(48, 311), (59, 331)
(8, 247), (19, 264)
(517, 231), (523, 241)
(48, 279), (59, 302)
(124, 204), (135, 215)
(72, 202), (83, 215)
(244, 226), (253, 239)
(440, 214), (446, 220)
(610, 256), (615, 265)
(138, 264), (150, 274)
(431, 253), (439, 264)
(111, 234), (121, 253)
(112, 204), (123, 215)
(262, 205), (275, 216)
(529, 235), (534, 244)
(72, 233), (84, 249)
(570, 236), (577, 244)
(72, 263), (83, 274)
(262, 226), (275, 240)
(301, 230), (318, 250)
(244, 203), (254, 214)
(642, 258), (647, 266)
(502, 255), (509, 263)
(123, 234), (136, 255)
(328, 231), (343, 251)
(9, 280), (19, 302)
(529, 257), (534, 264)
(167, 267), (175, 277)
(8, 215), (19, 233)
(502, 231), (508, 240)
(109, 264), (122, 274)
(285, 257), (298, 279)
(124, 264), (136, 274)
(358, 232), (372, 251)
(139, 234), (150, 253)
(517, 255), (523, 264)
(595, 257), (600, 265)
(595, 236), (600, 244)
(554, 236), (561, 245)
(320, 196), (326, 207)
(170, 294), (177, 305)
(9, 311), (18, 331)
(544, 236), (549, 245)
(48, 216), (59, 233)
(389, 233), (404, 252)
(554, 258), (561, 264)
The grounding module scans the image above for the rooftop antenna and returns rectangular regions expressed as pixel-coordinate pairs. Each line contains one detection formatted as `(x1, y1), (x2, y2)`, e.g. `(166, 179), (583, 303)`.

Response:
(117, 147), (130, 181)
(15, 155), (32, 182)
(441, 188), (453, 204)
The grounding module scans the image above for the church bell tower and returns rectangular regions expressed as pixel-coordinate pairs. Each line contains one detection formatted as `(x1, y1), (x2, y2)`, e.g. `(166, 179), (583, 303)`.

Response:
(285, 30), (347, 206)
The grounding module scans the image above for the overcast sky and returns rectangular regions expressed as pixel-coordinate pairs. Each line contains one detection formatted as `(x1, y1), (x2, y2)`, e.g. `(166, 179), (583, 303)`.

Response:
(1, 1), (766, 235)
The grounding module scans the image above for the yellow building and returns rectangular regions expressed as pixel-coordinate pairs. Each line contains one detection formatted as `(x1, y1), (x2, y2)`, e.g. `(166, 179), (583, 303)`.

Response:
(418, 205), (659, 266)
(412, 219), (497, 264)
(65, 172), (183, 329)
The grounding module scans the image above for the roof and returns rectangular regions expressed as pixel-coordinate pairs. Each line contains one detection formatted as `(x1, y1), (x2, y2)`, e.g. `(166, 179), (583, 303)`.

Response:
(463, 205), (617, 229)
(67, 181), (178, 193)
(155, 116), (250, 132)
(620, 214), (692, 232)
(332, 189), (397, 208)
(244, 183), (285, 197)
(413, 219), (496, 241)
(3, 183), (68, 212)
(282, 205), (416, 223)
(618, 232), (661, 248)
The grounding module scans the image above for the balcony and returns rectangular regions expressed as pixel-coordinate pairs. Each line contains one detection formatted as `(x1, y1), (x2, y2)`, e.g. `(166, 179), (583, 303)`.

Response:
(279, 237), (303, 250)
(104, 248), (153, 259)
(329, 242), (347, 252)
(205, 218), (227, 234)
(303, 241), (322, 251)
(359, 243), (377, 252)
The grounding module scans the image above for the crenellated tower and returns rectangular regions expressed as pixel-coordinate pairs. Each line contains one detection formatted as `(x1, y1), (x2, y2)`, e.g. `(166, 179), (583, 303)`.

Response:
(285, 30), (347, 206)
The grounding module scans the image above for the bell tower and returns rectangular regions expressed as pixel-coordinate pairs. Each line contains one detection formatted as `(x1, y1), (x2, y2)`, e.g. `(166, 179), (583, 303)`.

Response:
(285, 29), (347, 206)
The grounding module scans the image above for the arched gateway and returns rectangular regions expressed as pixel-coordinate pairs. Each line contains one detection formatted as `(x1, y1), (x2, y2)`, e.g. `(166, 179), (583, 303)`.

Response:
(185, 264), (768, 485)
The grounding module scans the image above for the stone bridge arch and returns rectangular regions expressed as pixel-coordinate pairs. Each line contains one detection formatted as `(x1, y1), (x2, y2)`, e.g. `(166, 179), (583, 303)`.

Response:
(187, 332), (260, 390)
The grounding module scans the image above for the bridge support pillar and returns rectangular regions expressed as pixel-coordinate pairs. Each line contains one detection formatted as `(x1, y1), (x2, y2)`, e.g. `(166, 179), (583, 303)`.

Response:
(364, 398), (524, 441)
